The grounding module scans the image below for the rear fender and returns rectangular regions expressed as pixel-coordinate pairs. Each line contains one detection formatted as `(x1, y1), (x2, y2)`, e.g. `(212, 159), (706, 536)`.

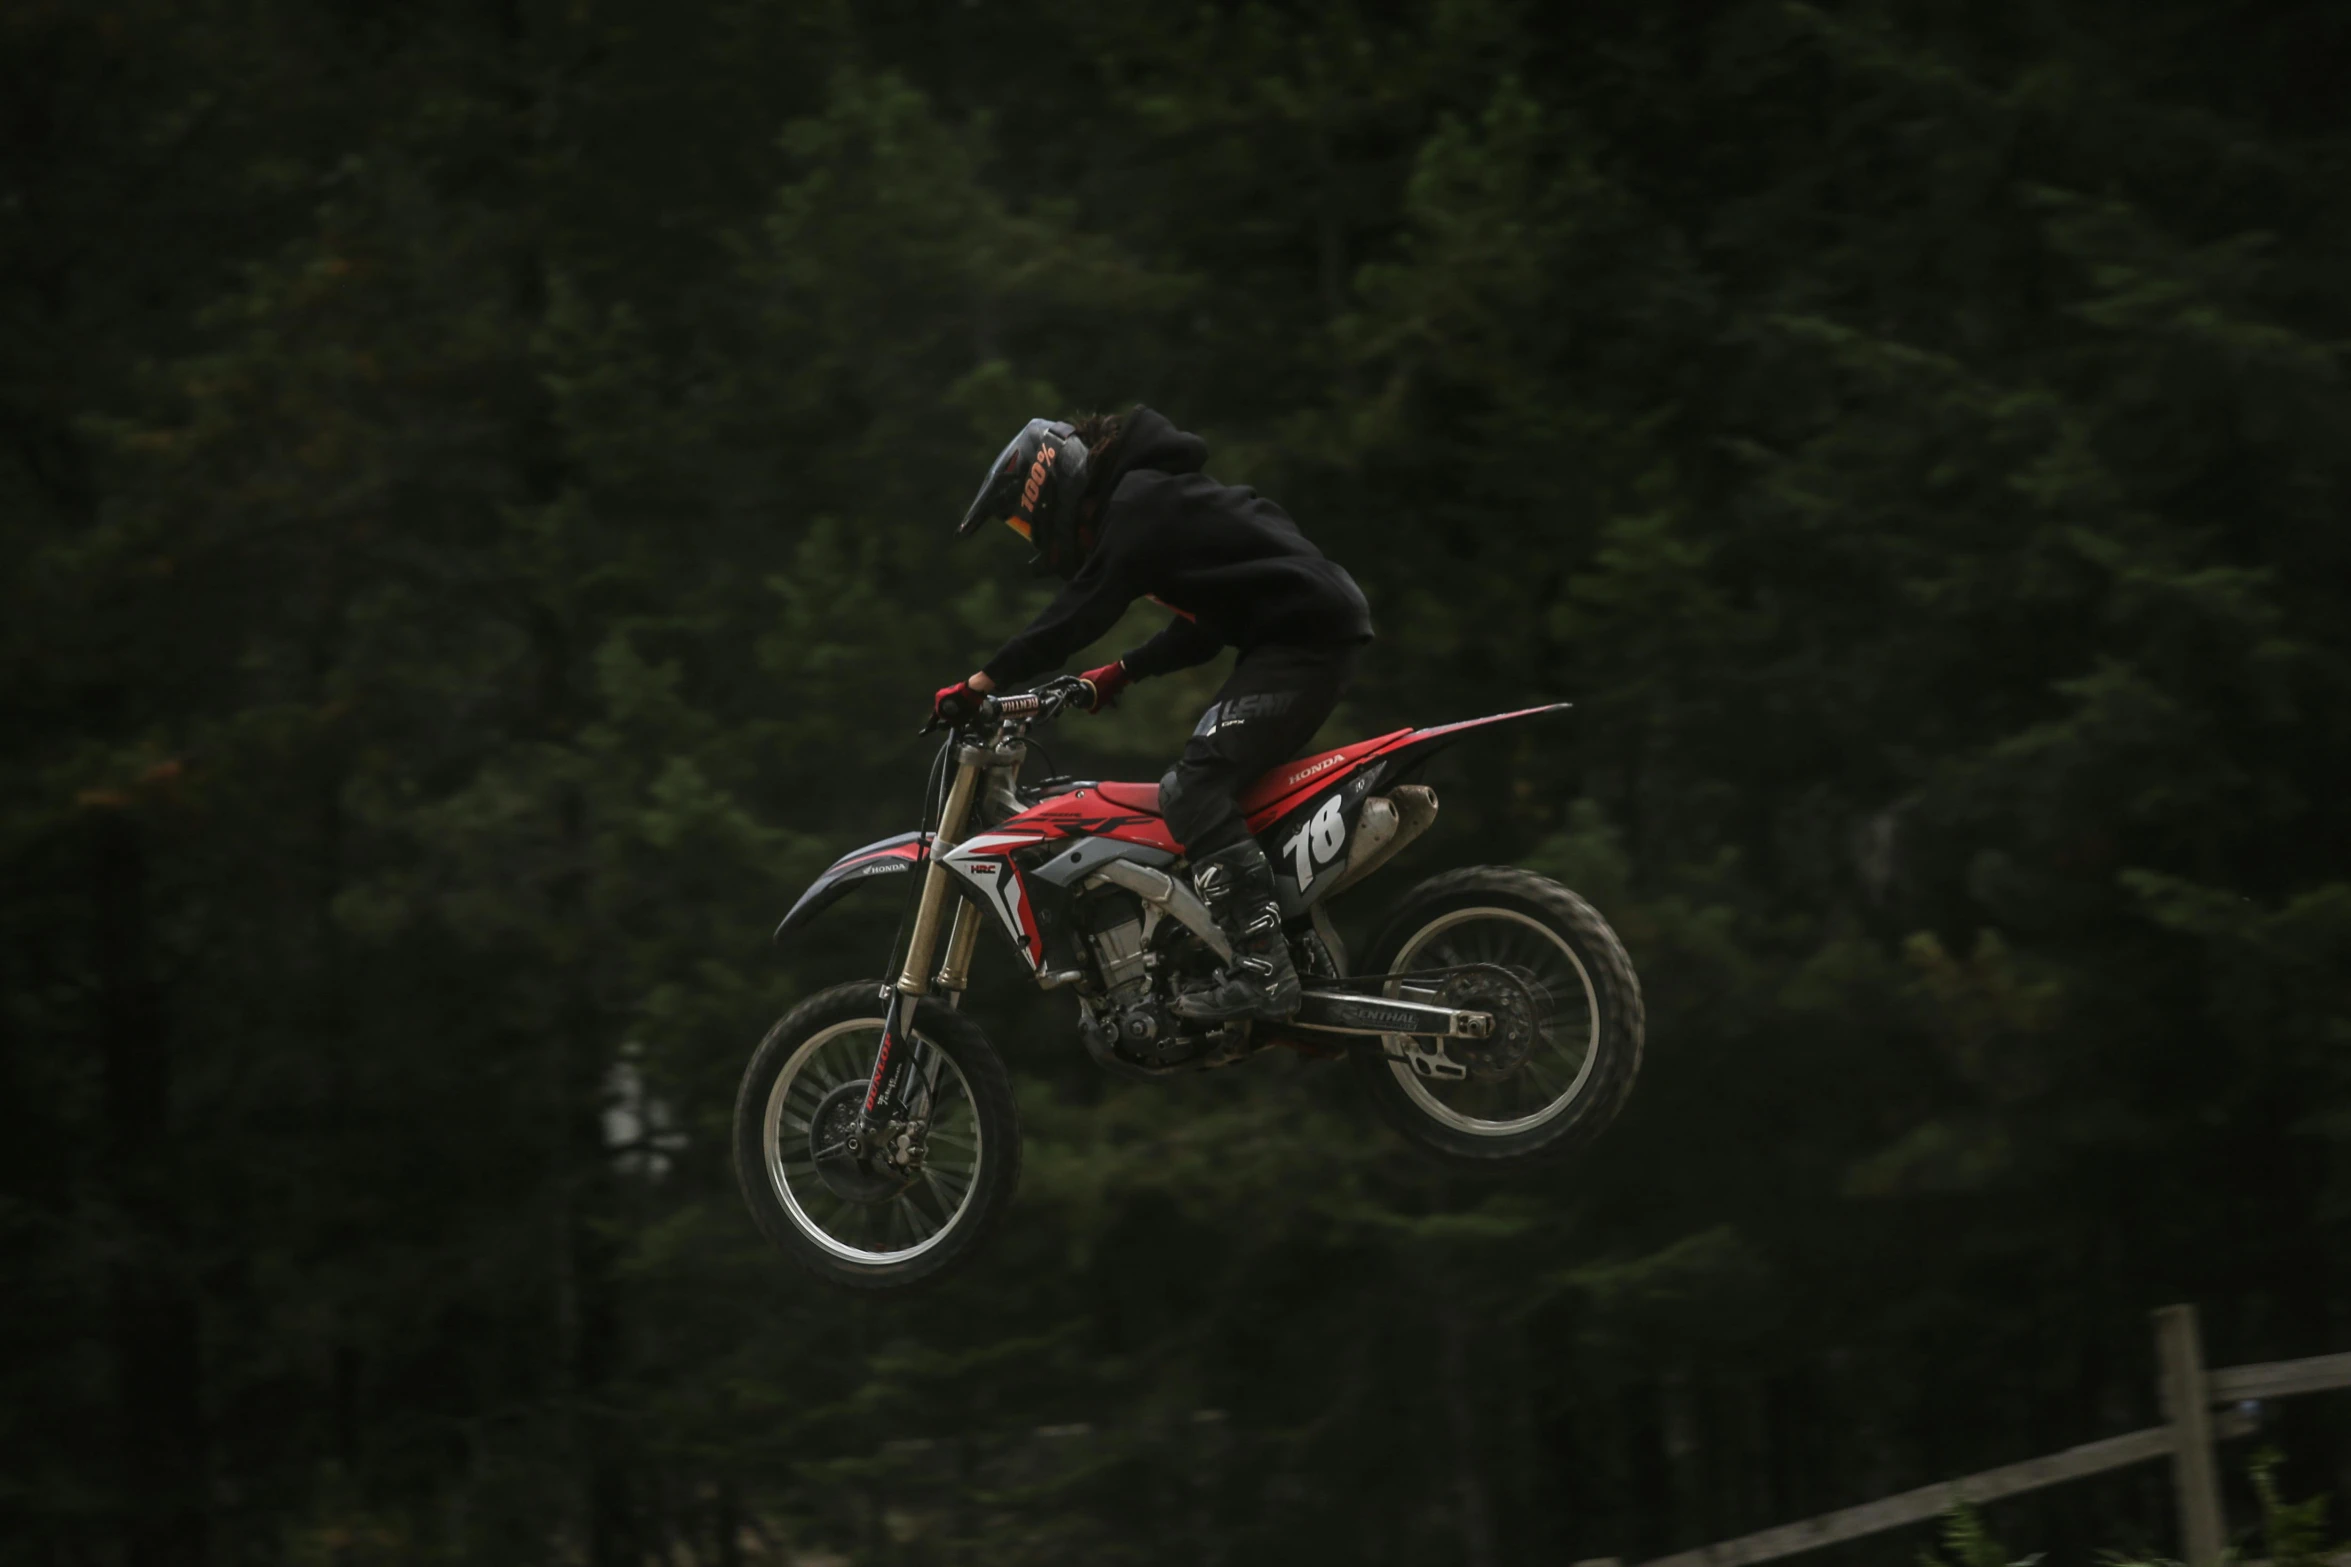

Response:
(771, 831), (929, 944)
(1373, 702), (1572, 778)
(1256, 703), (1569, 916)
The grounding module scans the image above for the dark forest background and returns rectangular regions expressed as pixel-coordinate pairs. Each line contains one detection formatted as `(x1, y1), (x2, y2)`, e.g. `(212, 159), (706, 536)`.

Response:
(5, 1), (2349, 1564)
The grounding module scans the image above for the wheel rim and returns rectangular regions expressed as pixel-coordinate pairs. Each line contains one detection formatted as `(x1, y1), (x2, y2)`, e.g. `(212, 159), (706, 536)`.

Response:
(1382, 906), (1600, 1136)
(762, 1017), (983, 1265)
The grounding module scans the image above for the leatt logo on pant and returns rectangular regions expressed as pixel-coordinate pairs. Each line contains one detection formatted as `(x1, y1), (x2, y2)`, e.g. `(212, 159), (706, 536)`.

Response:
(1197, 690), (1299, 734)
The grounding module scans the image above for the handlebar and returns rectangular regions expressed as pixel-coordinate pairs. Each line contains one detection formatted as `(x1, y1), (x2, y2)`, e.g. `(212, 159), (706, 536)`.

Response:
(990, 674), (1094, 722)
(921, 675), (1093, 737)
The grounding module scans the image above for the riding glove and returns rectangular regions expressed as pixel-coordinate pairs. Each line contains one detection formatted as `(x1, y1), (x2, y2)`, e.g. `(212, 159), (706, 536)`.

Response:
(932, 679), (986, 725)
(1078, 660), (1132, 713)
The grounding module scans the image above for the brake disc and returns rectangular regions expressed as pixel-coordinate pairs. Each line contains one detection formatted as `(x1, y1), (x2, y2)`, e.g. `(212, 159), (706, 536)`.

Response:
(808, 1081), (917, 1204)
(1429, 963), (1543, 1081)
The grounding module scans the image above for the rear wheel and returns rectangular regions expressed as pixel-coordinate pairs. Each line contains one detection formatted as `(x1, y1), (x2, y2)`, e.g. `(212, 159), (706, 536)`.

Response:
(1350, 867), (1642, 1166)
(733, 981), (1020, 1291)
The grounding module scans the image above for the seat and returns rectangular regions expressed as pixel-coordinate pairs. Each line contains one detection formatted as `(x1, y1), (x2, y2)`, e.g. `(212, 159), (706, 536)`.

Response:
(1087, 731), (1413, 825)
(1092, 780), (1162, 813)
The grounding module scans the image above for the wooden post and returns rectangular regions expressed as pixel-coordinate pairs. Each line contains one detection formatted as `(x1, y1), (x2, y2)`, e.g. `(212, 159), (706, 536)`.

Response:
(2153, 1304), (2226, 1567)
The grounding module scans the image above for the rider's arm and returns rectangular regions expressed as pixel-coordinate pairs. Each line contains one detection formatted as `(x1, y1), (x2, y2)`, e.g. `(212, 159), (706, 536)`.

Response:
(1118, 613), (1223, 680)
(978, 546), (1134, 689)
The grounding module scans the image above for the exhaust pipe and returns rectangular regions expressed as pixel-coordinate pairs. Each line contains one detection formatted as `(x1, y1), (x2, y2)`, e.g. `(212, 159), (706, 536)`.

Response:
(1322, 785), (1438, 900)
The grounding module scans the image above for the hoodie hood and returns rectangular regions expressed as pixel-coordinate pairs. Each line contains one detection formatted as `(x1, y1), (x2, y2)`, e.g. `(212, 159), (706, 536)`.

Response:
(1094, 405), (1207, 499)
(1029, 406), (1210, 581)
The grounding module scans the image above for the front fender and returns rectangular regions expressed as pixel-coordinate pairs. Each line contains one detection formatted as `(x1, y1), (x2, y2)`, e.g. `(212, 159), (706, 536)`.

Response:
(772, 831), (930, 944)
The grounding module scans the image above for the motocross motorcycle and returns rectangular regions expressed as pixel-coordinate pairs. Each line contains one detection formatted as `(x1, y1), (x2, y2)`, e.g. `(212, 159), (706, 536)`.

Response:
(733, 677), (1643, 1291)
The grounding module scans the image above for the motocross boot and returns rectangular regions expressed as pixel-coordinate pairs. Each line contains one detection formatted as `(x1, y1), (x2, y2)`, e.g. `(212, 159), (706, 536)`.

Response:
(1170, 838), (1303, 1023)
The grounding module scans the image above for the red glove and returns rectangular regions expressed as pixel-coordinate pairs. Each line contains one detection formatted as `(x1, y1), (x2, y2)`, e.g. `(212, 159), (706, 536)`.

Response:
(1079, 660), (1132, 712)
(932, 678), (986, 725)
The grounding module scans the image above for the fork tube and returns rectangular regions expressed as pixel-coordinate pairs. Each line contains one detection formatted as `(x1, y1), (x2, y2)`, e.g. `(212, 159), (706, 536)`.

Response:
(865, 754), (985, 1120)
(934, 901), (983, 1000)
(895, 754), (984, 998)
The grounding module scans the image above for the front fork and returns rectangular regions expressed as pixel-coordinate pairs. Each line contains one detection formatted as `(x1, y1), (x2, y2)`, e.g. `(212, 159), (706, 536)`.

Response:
(862, 745), (998, 1130)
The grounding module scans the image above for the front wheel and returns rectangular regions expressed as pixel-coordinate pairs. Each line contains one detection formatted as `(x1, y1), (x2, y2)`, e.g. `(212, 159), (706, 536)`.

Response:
(1350, 867), (1643, 1167)
(733, 980), (1020, 1291)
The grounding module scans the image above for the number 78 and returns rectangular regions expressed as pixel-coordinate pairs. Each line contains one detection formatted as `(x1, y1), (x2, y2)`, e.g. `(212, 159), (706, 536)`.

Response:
(1279, 795), (1347, 891)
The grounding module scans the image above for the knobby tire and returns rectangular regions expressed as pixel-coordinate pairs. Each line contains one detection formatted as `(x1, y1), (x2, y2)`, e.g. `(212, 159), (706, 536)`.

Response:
(733, 980), (1021, 1292)
(1349, 866), (1643, 1167)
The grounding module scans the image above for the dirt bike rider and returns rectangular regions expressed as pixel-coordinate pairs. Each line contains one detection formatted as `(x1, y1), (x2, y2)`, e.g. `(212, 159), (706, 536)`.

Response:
(935, 407), (1373, 1026)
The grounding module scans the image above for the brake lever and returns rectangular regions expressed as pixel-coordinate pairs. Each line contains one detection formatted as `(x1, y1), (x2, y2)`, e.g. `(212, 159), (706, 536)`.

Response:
(1030, 676), (1090, 719)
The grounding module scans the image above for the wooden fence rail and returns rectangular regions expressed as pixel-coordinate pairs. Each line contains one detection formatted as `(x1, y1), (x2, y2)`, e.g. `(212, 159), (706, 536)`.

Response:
(2210, 1352), (2351, 1405)
(1623, 1305), (2351, 1567)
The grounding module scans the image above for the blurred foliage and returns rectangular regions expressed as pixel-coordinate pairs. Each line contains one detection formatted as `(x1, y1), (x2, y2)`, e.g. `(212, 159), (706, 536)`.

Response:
(3, 1), (2350, 1565)
(2251, 1446), (2334, 1567)
(1921, 1506), (2041, 1567)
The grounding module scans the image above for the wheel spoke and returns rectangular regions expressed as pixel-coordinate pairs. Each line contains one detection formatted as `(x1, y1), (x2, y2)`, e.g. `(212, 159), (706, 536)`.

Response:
(921, 1169), (963, 1220)
(1509, 1060), (1557, 1108)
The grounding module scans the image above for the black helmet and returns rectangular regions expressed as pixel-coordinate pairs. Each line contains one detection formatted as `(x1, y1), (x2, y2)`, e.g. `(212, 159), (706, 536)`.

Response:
(957, 418), (1092, 575)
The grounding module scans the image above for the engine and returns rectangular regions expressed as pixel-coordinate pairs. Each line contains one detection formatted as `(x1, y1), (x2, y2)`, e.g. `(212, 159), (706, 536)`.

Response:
(1084, 897), (1150, 1000)
(1069, 887), (1164, 1059)
(1070, 884), (1230, 1073)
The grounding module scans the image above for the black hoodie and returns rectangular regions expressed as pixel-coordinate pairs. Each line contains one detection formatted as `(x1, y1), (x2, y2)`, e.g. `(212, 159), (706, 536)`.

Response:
(980, 408), (1373, 687)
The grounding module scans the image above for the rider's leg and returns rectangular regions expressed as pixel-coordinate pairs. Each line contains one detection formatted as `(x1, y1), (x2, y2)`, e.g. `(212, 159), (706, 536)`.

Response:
(1160, 643), (1360, 1023)
(1167, 836), (1298, 1022)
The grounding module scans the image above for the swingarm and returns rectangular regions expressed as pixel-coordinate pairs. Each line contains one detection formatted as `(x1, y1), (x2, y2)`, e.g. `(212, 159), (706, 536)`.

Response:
(1287, 990), (1494, 1040)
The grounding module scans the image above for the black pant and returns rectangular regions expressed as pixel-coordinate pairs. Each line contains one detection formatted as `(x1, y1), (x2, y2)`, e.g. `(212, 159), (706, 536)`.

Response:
(1158, 641), (1363, 855)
